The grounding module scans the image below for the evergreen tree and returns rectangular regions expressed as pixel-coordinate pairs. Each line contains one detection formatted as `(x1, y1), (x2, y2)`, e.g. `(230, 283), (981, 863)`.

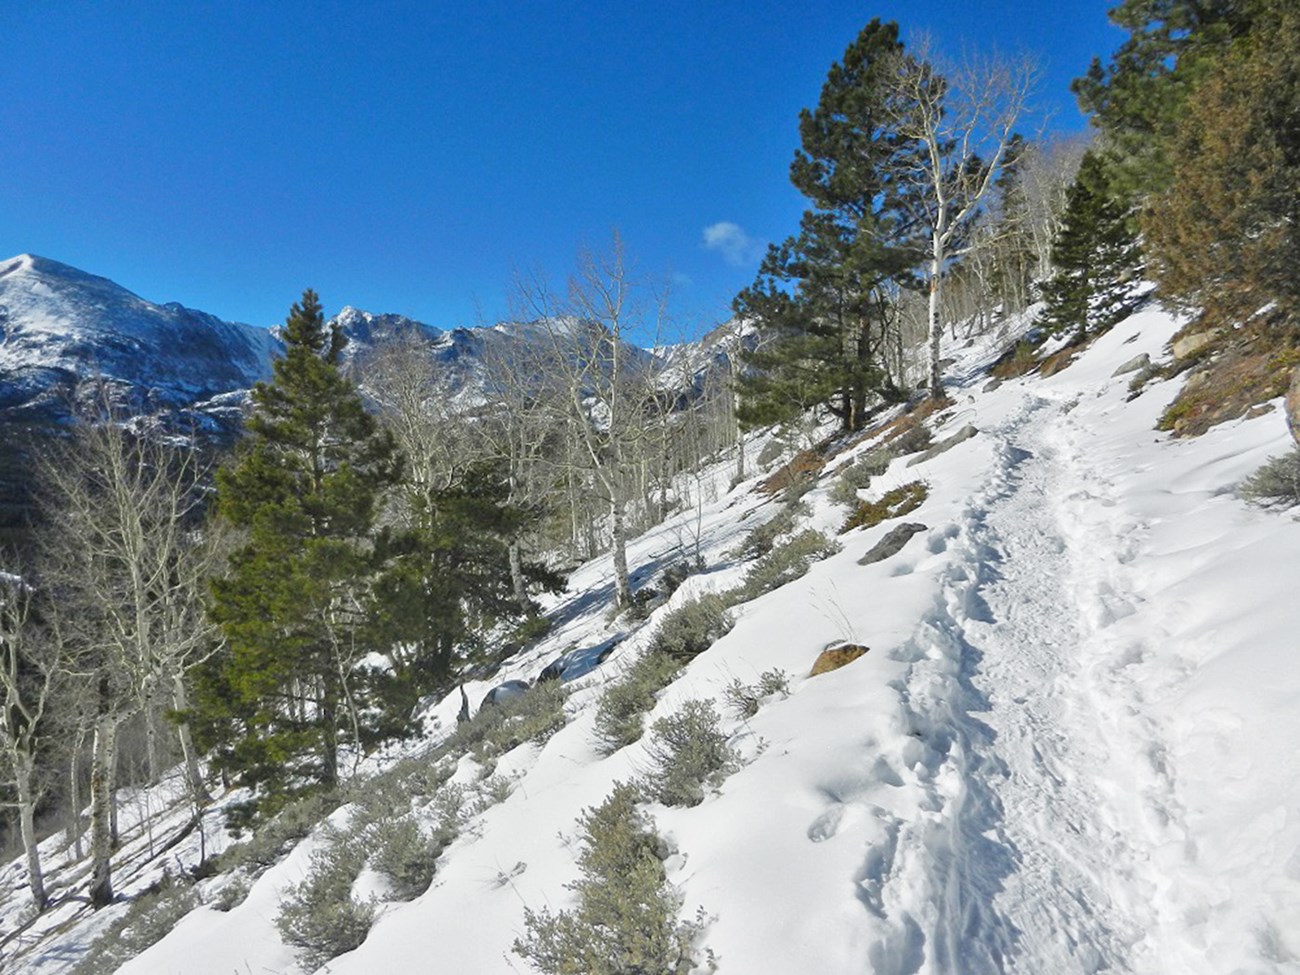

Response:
(1038, 150), (1143, 341)
(200, 290), (399, 813)
(1072, 0), (1253, 200)
(1144, 0), (1300, 325)
(366, 461), (562, 728)
(735, 19), (918, 434)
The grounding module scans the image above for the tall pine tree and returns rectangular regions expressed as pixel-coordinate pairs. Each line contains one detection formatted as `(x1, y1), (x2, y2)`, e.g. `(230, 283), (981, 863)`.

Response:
(200, 290), (399, 815)
(1038, 150), (1143, 341)
(735, 19), (919, 434)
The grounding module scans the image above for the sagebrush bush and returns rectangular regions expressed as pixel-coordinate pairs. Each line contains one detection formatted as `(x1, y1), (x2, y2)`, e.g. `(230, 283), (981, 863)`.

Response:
(275, 826), (375, 970)
(448, 679), (569, 763)
(218, 791), (343, 873)
(723, 669), (791, 719)
(890, 422), (934, 455)
(514, 782), (710, 975)
(732, 500), (808, 560)
(368, 815), (445, 901)
(650, 594), (734, 662)
(729, 529), (841, 603)
(642, 700), (738, 808)
(830, 448), (894, 507)
(1240, 448), (1300, 507)
(593, 652), (683, 754)
(209, 874), (252, 913)
(70, 877), (199, 975)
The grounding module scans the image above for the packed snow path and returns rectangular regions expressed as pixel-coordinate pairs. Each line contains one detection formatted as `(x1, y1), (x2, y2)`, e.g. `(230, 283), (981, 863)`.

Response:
(873, 390), (1185, 974)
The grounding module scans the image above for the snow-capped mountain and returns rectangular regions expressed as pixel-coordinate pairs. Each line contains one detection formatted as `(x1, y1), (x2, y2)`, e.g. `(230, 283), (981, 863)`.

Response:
(0, 256), (696, 425)
(0, 254), (279, 421)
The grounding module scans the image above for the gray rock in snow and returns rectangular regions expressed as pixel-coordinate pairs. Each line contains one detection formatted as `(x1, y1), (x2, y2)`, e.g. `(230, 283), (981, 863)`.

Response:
(479, 679), (530, 712)
(907, 425), (978, 467)
(858, 522), (928, 565)
(1112, 352), (1151, 377)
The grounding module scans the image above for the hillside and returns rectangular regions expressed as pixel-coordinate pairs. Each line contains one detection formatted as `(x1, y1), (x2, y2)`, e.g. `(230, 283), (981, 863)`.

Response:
(3, 304), (1298, 974)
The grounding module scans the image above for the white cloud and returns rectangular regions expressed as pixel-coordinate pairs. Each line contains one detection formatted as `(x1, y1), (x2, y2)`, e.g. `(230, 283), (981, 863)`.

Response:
(702, 221), (765, 267)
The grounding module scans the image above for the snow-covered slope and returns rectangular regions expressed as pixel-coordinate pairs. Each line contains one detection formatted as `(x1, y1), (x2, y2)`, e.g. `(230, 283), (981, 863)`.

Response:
(0, 254), (279, 418)
(6, 305), (1299, 975)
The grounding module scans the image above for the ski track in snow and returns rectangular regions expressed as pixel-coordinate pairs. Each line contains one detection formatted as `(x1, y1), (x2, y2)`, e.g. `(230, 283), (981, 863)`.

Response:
(866, 389), (1188, 974)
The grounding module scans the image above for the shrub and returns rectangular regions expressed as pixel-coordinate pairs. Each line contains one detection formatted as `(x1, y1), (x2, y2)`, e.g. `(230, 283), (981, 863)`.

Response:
(650, 594), (734, 662)
(889, 422), (933, 456)
(760, 449), (824, 500)
(660, 558), (700, 597)
(210, 874), (252, 913)
(448, 680), (569, 763)
(723, 669), (791, 719)
(514, 782), (710, 975)
(732, 500), (807, 561)
(593, 652), (682, 754)
(218, 791), (343, 874)
(1241, 448), (1300, 507)
(275, 826), (375, 971)
(642, 700), (739, 808)
(70, 876), (199, 975)
(368, 815), (444, 901)
(990, 338), (1040, 379)
(841, 481), (928, 533)
(830, 449), (894, 507)
(729, 530), (841, 603)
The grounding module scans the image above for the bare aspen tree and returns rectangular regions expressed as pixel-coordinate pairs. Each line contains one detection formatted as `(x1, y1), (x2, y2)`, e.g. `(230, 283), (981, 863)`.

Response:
(0, 568), (63, 911)
(38, 407), (220, 905)
(516, 233), (663, 609)
(887, 38), (1037, 396)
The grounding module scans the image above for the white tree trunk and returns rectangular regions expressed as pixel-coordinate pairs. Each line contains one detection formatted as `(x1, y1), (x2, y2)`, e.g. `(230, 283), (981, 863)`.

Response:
(14, 749), (47, 910)
(610, 498), (631, 608)
(88, 711), (119, 907)
(928, 252), (945, 399)
(172, 674), (208, 804)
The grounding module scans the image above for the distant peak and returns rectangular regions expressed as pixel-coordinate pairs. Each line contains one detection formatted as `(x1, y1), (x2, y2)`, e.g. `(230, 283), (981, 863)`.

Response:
(0, 253), (118, 287)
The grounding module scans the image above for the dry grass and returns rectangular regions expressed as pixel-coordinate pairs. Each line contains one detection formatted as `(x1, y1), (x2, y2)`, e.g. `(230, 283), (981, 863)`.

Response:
(841, 481), (929, 533)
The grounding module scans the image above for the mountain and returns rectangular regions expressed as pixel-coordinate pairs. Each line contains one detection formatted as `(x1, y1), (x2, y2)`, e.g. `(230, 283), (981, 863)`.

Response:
(0, 254), (279, 423)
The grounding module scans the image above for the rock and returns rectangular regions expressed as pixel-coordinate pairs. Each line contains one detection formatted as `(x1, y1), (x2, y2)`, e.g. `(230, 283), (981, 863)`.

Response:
(536, 658), (566, 683)
(1172, 329), (1216, 361)
(1112, 352), (1151, 377)
(1287, 365), (1300, 446)
(982, 377), (1003, 393)
(456, 685), (471, 724)
(810, 643), (869, 677)
(858, 522), (928, 565)
(906, 425), (978, 467)
(478, 679), (530, 711)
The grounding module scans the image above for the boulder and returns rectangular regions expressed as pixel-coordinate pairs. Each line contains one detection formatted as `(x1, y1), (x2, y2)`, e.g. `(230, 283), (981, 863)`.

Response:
(1287, 365), (1300, 446)
(1112, 352), (1151, 378)
(858, 522), (928, 565)
(907, 425), (978, 467)
(478, 679), (530, 711)
(1172, 329), (1216, 361)
(809, 643), (869, 677)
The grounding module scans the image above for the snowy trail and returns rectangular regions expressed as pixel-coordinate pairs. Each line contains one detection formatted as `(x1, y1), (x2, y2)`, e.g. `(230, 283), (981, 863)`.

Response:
(872, 389), (1184, 974)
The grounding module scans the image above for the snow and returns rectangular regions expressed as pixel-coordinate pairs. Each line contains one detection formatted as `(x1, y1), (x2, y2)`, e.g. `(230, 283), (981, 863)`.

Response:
(5, 302), (1300, 974)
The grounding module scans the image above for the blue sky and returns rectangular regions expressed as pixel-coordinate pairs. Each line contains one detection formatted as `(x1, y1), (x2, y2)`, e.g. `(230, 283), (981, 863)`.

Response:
(2, 2), (1119, 336)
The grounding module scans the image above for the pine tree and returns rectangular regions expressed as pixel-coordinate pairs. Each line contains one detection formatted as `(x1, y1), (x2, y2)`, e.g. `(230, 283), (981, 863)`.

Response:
(1144, 0), (1300, 324)
(200, 290), (399, 813)
(1072, 0), (1253, 201)
(366, 461), (562, 727)
(1038, 150), (1143, 341)
(735, 19), (918, 434)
